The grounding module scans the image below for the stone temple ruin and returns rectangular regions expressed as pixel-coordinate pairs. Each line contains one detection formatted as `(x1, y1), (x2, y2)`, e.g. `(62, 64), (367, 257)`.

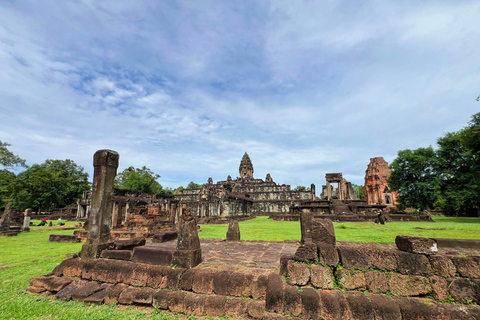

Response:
(28, 149), (480, 319)
(364, 157), (399, 205)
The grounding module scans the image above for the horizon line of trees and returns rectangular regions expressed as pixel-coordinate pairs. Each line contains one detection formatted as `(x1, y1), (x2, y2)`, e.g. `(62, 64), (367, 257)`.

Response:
(388, 112), (479, 216)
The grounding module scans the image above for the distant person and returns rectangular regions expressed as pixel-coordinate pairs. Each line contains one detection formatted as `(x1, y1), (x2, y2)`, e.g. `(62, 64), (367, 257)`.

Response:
(55, 218), (65, 226)
(37, 218), (47, 226)
(375, 212), (385, 225)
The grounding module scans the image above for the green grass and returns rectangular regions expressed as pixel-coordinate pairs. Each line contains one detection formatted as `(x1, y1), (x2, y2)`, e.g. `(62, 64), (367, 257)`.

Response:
(1, 216), (479, 319)
(0, 227), (194, 320)
(199, 215), (480, 243)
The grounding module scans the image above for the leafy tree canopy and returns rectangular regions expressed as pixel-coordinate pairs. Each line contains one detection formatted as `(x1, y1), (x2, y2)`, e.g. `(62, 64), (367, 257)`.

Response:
(115, 166), (164, 194)
(389, 112), (480, 215)
(0, 141), (27, 170)
(187, 181), (203, 189)
(10, 159), (90, 212)
(0, 170), (16, 209)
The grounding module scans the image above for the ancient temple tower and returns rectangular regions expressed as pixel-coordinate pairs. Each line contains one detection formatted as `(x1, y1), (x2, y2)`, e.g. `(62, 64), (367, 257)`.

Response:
(239, 152), (254, 179)
(364, 157), (398, 205)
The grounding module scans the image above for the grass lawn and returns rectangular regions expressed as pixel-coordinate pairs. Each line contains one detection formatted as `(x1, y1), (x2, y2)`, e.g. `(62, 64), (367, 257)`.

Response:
(0, 216), (478, 319)
(199, 215), (480, 243)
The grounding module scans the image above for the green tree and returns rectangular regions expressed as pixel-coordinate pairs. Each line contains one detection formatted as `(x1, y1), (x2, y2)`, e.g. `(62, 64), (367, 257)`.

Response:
(10, 159), (90, 212)
(115, 166), (164, 194)
(293, 186), (310, 191)
(39, 159), (90, 207)
(352, 184), (364, 200)
(11, 165), (69, 212)
(388, 147), (438, 210)
(0, 141), (27, 170)
(0, 170), (16, 209)
(187, 181), (203, 189)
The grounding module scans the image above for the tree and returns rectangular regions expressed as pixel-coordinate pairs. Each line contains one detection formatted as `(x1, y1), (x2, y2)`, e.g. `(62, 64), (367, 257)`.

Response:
(388, 147), (438, 210)
(293, 186), (310, 192)
(187, 181), (203, 189)
(0, 141), (27, 170)
(0, 170), (15, 209)
(351, 184), (364, 200)
(10, 159), (90, 212)
(115, 166), (164, 194)
(11, 165), (69, 212)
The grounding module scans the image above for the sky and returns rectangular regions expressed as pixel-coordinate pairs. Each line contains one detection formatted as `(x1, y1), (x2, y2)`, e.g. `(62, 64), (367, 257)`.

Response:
(1, 0), (479, 194)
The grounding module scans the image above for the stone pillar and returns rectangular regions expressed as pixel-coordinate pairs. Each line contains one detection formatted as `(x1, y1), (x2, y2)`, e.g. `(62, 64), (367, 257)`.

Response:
(338, 182), (344, 200)
(326, 182), (331, 200)
(0, 202), (13, 231)
(299, 209), (313, 244)
(79, 149), (119, 259)
(171, 206), (202, 268)
(310, 183), (316, 200)
(23, 208), (32, 232)
(226, 220), (240, 241)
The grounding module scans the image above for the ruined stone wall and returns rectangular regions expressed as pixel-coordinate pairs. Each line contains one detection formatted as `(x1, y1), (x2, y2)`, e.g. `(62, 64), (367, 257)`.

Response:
(248, 191), (312, 201)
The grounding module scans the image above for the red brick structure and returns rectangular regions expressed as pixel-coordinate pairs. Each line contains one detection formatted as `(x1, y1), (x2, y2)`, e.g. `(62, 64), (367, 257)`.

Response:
(364, 157), (398, 205)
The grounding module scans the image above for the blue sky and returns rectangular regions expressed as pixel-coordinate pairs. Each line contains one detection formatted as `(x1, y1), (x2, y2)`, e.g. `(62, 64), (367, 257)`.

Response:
(1, 1), (479, 192)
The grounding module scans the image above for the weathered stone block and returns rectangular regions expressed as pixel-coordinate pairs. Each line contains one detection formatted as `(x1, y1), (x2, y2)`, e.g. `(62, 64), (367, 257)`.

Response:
(49, 234), (80, 243)
(52, 258), (85, 277)
(287, 260), (310, 286)
(301, 287), (320, 320)
(204, 295), (227, 317)
(428, 255), (456, 278)
(311, 218), (336, 245)
(167, 291), (187, 312)
(164, 268), (185, 290)
(192, 269), (215, 294)
(280, 253), (293, 275)
(395, 251), (433, 275)
(451, 256), (480, 279)
(113, 237), (145, 250)
(395, 235), (438, 255)
(225, 297), (248, 317)
(367, 247), (398, 271)
(388, 274), (431, 297)
(429, 275), (449, 301)
(55, 280), (85, 301)
(369, 294), (402, 320)
(152, 231), (178, 243)
(100, 249), (132, 261)
(145, 265), (166, 288)
(228, 272), (253, 297)
(247, 299), (265, 319)
(317, 243), (339, 266)
(104, 283), (128, 304)
(26, 286), (46, 293)
(226, 220), (240, 241)
(129, 264), (151, 287)
(293, 242), (317, 262)
(179, 269), (196, 291)
(365, 270), (388, 294)
(251, 274), (268, 299)
(338, 269), (366, 290)
(152, 290), (171, 310)
(30, 275), (73, 292)
(284, 285), (302, 317)
(171, 248), (202, 269)
(319, 289), (352, 319)
(213, 270), (229, 295)
(310, 264), (334, 289)
(265, 273), (285, 313)
(184, 293), (206, 317)
(345, 291), (374, 320)
(132, 246), (174, 266)
(448, 278), (480, 304)
(71, 281), (105, 301)
(103, 260), (134, 284)
(337, 246), (371, 270)
(395, 297), (447, 320)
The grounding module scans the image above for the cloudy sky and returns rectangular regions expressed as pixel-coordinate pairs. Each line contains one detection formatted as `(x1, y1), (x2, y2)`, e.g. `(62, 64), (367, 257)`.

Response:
(1, 1), (479, 193)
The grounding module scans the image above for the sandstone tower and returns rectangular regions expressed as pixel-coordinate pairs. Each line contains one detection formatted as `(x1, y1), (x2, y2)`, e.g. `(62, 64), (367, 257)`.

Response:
(364, 157), (398, 205)
(239, 152), (254, 179)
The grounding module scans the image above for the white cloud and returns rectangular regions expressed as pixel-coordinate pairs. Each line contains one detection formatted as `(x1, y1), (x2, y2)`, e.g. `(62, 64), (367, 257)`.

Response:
(0, 0), (478, 192)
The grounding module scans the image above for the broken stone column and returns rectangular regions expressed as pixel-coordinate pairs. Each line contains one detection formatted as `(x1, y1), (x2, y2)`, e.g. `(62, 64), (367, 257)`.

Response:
(171, 207), (202, 268)
(226, 220), (240, 241)
(0, 202), (13, 231)
(79, 149), (119, 259)
(395, 235), (438, 255)
(23, 208), (32, 232)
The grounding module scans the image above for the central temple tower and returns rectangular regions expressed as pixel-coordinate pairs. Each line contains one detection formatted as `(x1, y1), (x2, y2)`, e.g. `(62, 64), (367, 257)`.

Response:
(239, 152), (254, 179)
